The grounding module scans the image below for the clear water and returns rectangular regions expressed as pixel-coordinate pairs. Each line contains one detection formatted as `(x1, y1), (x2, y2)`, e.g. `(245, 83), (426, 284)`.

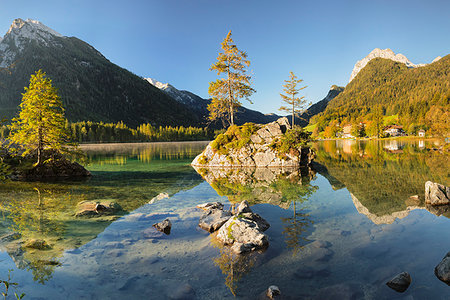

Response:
(0, 140), (448, 299)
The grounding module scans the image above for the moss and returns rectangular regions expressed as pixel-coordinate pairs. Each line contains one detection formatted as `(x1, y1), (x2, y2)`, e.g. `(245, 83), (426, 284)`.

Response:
(210, 123), (260, 156)
(269, 127), (311, 159)
(227, 218), (236, 241)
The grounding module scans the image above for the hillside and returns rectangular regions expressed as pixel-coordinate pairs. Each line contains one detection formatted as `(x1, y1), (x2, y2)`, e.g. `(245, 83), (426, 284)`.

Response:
(0, 19), (200, 127)
(312, 55), (450, 135)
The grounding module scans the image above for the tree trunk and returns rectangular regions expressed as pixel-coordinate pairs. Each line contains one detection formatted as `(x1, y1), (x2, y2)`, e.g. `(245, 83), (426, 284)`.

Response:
(292, 96), (295, 127)
(227, 58), (234, 126)
(37, 126), (43, 165)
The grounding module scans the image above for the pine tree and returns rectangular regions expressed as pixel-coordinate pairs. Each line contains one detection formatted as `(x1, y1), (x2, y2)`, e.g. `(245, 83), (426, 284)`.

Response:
(9, 70), (69, 165)
(279, 71), (308, 127)
(208, 30), (255, 126)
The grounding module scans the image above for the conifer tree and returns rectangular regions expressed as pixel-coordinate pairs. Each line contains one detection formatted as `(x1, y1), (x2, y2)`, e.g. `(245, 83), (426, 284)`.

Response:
(9, 70), (69, 165)
(208, 30), (255, 126)
(279, 71), (309, 127)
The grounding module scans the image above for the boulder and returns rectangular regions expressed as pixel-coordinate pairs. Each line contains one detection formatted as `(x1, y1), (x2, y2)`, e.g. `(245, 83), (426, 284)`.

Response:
(386, 272), (411, 292)
(196, 202), (224, 211)
(235, 200), (252, 214)
(434, 252), (450, 285)
(12, 152), (91, 181)
(24, 239), (51, 250)
(198, 209), (232, 233)
(191, 117), (314, 168)
(216, 216), (269, 254)
(153, 218), (172, 235)
(239, 212), (270, 232)
(425, 181), (450, 205)
(266, 285), (280, 299)
(75, 200), (122, 217)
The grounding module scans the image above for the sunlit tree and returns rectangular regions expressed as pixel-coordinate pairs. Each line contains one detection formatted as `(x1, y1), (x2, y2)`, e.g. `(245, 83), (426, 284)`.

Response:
(9, 70), (69, 165)
(208, 31), (255, 126)
(279, 71), (309, 126)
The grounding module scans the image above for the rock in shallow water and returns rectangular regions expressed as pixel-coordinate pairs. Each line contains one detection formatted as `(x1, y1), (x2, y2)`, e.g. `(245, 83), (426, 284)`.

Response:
(434, 251), (450, 285)
(266, 285), (280, 299)
(198, 209), (232, 233)
(196, 202), (224, 211)
(386, 272), (411, 293)
(152, 218), (172, 235)
(216, 216), (269, 254)
(425, 181), (450, 205)
(24, 239), (51, 250)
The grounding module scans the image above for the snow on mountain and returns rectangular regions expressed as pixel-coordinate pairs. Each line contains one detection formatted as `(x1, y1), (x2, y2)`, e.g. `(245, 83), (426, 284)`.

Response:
(0, 18), (63, 68)
(348, 48), (438, 83)
(144, 78), (204, 107)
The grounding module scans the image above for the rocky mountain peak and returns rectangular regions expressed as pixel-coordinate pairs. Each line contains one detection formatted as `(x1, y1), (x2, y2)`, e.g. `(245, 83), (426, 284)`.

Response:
(349, 48), (425, 83)
(0, 18), (63, 68)
(5, 18), (62, 39)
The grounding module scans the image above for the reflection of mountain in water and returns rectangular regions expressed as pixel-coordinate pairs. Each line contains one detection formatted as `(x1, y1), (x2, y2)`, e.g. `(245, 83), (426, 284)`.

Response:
(313, 139), (449, 224)
(194, 167), (317, 209)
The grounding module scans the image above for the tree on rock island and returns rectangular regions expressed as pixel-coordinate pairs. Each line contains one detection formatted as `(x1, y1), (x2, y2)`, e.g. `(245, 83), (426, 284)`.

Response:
(208, 30), (255, 126)
(9, 70), (70, 165)
(279, 71), (309, 127)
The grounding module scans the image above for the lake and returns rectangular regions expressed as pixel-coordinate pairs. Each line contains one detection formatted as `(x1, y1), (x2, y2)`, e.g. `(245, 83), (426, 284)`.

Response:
(0, 139), (449, 299)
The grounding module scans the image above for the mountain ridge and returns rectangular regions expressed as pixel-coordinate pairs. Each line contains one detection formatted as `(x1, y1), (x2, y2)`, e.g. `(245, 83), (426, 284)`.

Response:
(349, 48), (441, 83)
(0, 18), (201, 127)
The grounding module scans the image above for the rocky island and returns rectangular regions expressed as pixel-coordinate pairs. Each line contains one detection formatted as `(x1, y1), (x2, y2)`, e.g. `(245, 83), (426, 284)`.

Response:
(192, 117), (315, 168)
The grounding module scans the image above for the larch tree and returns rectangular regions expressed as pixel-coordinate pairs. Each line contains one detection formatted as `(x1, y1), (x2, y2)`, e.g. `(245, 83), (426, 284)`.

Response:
(279, 71), (309, 127)
(208, 30), (255, 126)
(9, 70), (69, 165)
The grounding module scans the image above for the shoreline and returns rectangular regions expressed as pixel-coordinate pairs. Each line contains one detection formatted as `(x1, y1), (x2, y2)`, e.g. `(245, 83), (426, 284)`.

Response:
(79, 140), (211, 149)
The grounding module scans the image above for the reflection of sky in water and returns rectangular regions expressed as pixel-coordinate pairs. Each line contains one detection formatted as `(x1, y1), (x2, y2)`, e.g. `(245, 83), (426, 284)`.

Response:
(0, 140), (448, 299)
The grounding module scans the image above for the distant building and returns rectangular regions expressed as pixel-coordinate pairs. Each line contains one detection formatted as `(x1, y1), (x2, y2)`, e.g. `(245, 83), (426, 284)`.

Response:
(341, 125), (354, 138)
(418, 129), (425, 137)
(383, 125), (405, 137)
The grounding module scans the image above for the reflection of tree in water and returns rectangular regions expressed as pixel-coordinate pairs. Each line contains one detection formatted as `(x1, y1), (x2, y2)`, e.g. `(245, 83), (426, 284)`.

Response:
(3, 187), (67, 283)
(273, 174), (316, 255)
(282, 208), (313, 255)
(211, 238), (258, 297)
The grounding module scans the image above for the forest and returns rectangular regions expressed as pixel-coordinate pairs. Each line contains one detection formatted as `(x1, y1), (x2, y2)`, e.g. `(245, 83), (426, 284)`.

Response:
(310, 55), (450, 137)
(0, 121), (214, 143)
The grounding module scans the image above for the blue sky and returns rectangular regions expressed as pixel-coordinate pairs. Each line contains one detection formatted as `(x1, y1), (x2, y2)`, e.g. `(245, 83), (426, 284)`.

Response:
(0, 0), (449, 114)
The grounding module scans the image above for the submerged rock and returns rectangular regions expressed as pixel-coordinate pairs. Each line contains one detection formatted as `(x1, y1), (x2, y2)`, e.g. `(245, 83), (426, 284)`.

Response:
(167, 283), (196, 300)
(386, 272), (412, 292)
(75, 200), (122, 217)
(434, 252), (450, 285)
(425, 181), (450, 205)
(23, 239), (51, 250)
(199, 209), (232, 233)
(314, 283), (364, 300)
(153, 218), (172, 235)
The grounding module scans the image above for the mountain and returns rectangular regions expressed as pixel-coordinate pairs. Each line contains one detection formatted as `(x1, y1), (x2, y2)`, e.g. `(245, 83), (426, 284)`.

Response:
(348, 48), (440, 82)
(313, 53), (450, 134)
(295, 85), (344, 126)
(145, 78), (280, 126)
(0, 18), (200, 127)
(145, 78), (343, 128)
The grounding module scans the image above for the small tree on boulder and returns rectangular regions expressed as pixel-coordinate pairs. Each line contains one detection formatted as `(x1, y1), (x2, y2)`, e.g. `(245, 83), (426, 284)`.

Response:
(9, 70), (70, 165)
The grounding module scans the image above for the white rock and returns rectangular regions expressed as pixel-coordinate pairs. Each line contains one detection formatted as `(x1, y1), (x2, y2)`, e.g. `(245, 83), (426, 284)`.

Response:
(349, 48), (429, 83)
